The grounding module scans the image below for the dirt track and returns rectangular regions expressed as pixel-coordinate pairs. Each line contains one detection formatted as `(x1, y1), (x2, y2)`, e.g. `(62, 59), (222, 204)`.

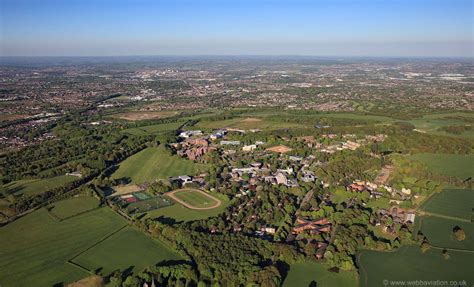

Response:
(165, 189), (221, 210)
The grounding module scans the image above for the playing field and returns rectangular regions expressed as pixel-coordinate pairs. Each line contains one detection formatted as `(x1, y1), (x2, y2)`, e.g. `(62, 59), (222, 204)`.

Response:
(49, 196), (100, 219)
(358, 245), (474, 287)
(421, 189), (474, 220)
(419, 216), (474, 250)
(112, 146), (207, 183)
(409, 153), (474, 180)
(283, 261), (358, 287)
(170, 189), (220, 209)
(121, 121), (184, 136)
(71, 227), (181, 276)
(0, 199), (127, 286)
(3, 175), (77, 197)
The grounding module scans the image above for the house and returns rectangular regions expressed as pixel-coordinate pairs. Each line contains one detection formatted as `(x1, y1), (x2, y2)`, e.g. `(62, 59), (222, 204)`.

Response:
(289, 155), (303, 161)
(292, 218), (331, 235)
(179, 130), (203, 138)
(275, 172), (288, 185)
(242, 144), (257, 151)
(220, 140), (241, 145)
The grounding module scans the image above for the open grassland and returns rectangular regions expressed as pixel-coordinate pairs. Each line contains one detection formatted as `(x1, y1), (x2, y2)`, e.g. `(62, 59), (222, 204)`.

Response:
(3, 175), (77, 197)
(195, 117), (309, 130)
(421, 189), (474, 220)
(49, 196), (100, 219)
(112, 146), (207, 183)
(145, 193), (230, 222)
(419, 216), (474, 250)
(409, 112), (474, 139)
(0, 200), (127, 287)
(409, 153), (474, 180)
(121, 121), (184, 136)
(358, 245), (474, 287)
(110, 110), (180, 121)
(71, 227), (181, 276)
(283, 261), (358, 287)
(170, 189), (220, 209)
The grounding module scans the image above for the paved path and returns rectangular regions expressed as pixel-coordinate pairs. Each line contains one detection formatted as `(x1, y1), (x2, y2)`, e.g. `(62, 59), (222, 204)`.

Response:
(165, 188), (221, 210)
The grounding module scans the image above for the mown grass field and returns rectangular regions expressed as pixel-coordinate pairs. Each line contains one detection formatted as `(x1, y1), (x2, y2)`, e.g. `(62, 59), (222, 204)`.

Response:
(172, 189), (219, 208)
(283, 261), (358, 287)
(409, 112), (474, 139)
(421, 189), (474, 220)
(3, 175), (77, 197)
(112, 146), (207, 183)
(195, 117), (309, 130)
(111, 110), (180, 121)
(409, 153), (474, 180)
(145, 193), (230, 222)
(49, 196), (100, 219)
(121, 121), (184, 136)
(71, 227), (181, 276)
(0, 199), (127, 287)
(358, 245), (474, 287)
(419, 216), (474, 250)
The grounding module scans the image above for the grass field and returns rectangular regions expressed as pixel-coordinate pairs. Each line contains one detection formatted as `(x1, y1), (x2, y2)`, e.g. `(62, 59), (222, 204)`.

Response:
(283, 261), (358, 287)
(358, 245), (474, 287)
(419, 216), (474, 250)
(112, 146), (207, 183)
(71, 227), (181, 276)
(121, 121), (184, 136)
(409, 153), (474, 180)
(145, 193), (230, 222)
(0, 200), (127, 286)
(3, 175), (77, 197)
(409, 112), (474, 139)
(421, 189), (474, 220)
(111, 110), (180, 121)
(49, 196), (100, 219)
(172, 189), (219, 208)
(195, 117), (309, 130)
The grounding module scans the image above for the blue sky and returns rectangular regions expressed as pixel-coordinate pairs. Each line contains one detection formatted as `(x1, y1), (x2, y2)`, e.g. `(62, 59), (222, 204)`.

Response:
(0, 0), (472, 57)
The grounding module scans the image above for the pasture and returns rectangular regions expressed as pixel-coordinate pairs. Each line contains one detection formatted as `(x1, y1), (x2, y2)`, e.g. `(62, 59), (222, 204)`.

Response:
(409, 112), (474, 139)
(112, 146), (207, 183)
(71, 227), (181, 276)
(48, 196), (100, 219)
(195, 117), (309, 130)
(421, 189), (474, 220)
(283, 261), (358, 287)
(419, 216), (474, 250)
(110, 110), (180, 121)
(121, 121), (184, 136)
(358, 245), (474, 287)
(409, 153), (474, 180)
(3, 175), (77, 197)
(169, 189), (220, 209)
(0, 201), (127, 287)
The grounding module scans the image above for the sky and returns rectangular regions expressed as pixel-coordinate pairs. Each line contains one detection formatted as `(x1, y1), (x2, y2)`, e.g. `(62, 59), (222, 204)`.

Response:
(0, 0), (473, 57)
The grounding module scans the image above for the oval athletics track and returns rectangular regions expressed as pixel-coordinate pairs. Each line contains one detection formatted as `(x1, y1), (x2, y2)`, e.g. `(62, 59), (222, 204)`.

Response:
(165, 189), (221, 210)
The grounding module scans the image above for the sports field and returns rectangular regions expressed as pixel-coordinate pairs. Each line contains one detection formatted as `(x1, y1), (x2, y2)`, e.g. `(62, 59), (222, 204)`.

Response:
(0, 200), (127, 286)
(409, 153), (474, 180)
(71, 227), (181, 275)
(112, 146), (207, 183)
(421, 189), (474, 220)
(358, 245), (474, 287)
(3, 175), (77, 197)
(49, 196), (100, 219)
(283, 261), (358, 287)
(169, 189), (220, 209)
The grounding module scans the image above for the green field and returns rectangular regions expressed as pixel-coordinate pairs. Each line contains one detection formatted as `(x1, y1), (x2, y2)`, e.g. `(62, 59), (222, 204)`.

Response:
(49, 196), (100, 219)
(112, 146), (207, 183)
(71, 227), (181, 275)
(358, 245), (474, 287)
(195, 117), (309, 130)
(145, 193), (230, 222)
(172, 189), (219, 208)
(3, 175), (77, 197)
(419, 216), (474, 250)
(0, 201), (127, 286)
(121, 121), (184, 136)
(421, 189), (474, 220)
(409, 112), (474, 139)
(409, 153), (474, 180)
(283, 261), (358, 287)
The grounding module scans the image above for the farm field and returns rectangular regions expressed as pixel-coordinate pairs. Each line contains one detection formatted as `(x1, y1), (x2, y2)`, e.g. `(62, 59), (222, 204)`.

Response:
(409, 153), (474, 180)
(49, 196), (100, 219)
(112, 146), (207, 183)
(71, 227), (181, 276)
(283, 261), (358, 287)
(0, 202), (127, 287)
(3, 175), (77, 197)
(421, 189), (474, 220)
(358, 245), (474, 287)
(170, 189), (220, 209)
(419, 216), (474, 250)
(408, 112), (474, 139)
(145, 193), (230, 222)
(110, 110), (180, 121)
(121, 121), (184, 136)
